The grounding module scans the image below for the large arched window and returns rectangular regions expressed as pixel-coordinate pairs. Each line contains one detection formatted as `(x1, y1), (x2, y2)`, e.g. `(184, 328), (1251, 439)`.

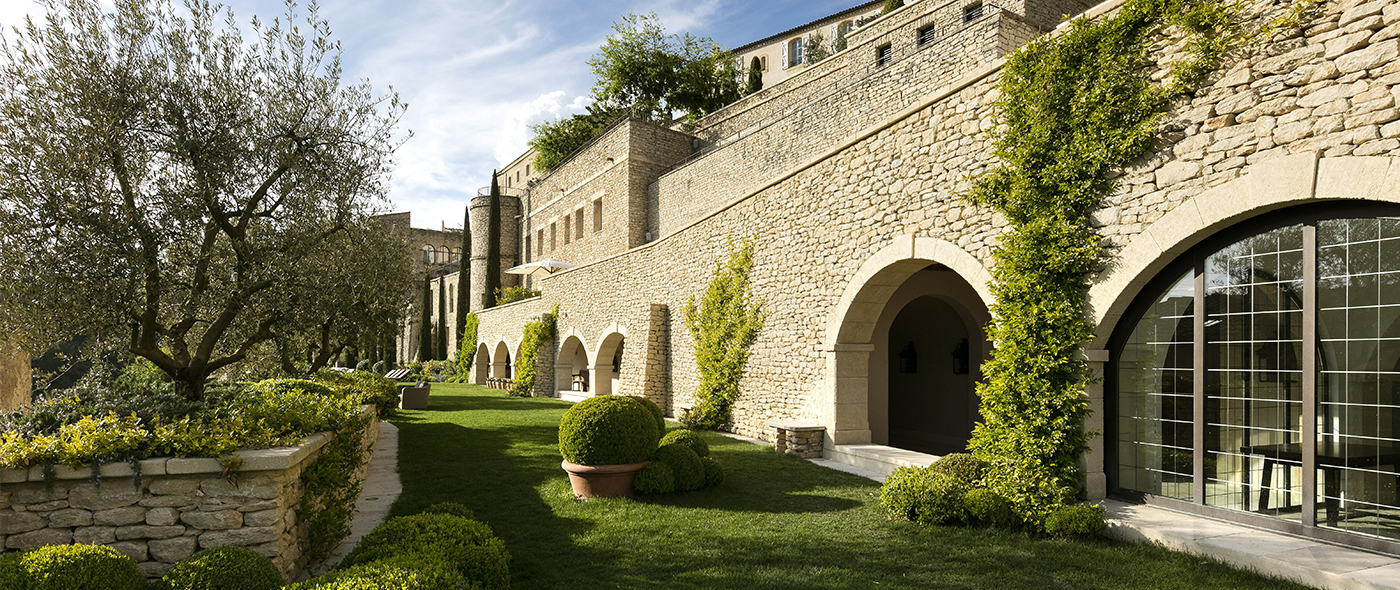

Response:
(1111, 202), (1400, 551)
(422, 245), (434, 265)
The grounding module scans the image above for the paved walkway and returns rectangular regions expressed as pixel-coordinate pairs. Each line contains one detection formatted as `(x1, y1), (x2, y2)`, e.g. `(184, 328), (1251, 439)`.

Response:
(307, 420), (403, 578)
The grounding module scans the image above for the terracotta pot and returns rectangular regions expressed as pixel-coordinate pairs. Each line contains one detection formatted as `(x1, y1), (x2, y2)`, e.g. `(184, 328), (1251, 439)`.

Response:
(561, 460), (649, 500)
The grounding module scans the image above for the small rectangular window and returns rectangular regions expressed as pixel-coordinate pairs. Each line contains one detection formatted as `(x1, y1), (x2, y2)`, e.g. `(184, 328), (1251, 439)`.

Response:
(876, 44), (892, 67)
(593, 199), (603, 232)
(964, 3), (983, 23)
(918, 25), (936, 46)
(550, 223), (557, 251)
(563, 215), (571, 245)
(526, 164), (531, 176)
(575, 209), (584, 240)
(537, 229), (545, 255)
(759, 55), (767, 71)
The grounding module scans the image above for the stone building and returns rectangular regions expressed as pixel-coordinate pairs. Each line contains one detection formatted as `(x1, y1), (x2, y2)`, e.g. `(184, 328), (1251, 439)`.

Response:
(379, 212), (466, 363)
(424, 0), (1400, 555)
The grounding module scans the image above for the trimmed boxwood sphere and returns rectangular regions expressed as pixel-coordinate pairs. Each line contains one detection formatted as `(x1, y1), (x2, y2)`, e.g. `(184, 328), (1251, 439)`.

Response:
(159, 546), (283, 590)
(700, 456), (724, 487)
(12, 544), (145, 590)
(632, 461), (676, 495)
(288, 555), (464, 590)
(659, 429), (709, 458)
(653, 442), (705, 491)
(338, 513), (509, 590)
(631, 396), (665, 433)
(558, 395), (660, 466)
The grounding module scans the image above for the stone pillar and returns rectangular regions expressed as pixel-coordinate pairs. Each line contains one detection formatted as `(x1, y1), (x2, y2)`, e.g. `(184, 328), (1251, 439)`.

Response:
(1082, 348), (1109, 500)
(0, 344), (30, 412)
(825, 343), (874, 448)
(532, 336), (556, 398)
(641, 305), (670, 414)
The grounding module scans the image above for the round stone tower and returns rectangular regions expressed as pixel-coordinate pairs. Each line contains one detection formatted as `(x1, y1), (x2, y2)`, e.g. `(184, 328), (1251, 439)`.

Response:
(469, 190), (521, 312)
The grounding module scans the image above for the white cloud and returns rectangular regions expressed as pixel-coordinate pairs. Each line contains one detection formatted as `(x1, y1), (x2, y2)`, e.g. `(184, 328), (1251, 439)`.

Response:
(493, 91), (594, 166)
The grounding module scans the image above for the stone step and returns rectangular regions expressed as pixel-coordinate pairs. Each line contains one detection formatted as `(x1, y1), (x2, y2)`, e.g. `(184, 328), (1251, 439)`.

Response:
(825, 443), (939, 478)
(557, 391), (591, 403)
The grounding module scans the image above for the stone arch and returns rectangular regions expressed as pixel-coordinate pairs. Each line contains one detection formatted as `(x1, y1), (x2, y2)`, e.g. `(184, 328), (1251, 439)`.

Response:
(1088, 153), (1400, 348)
(491, 340), (513, 380)
(555, 328), (590, 394)
(822, 234), (994, 447)
(592, 323), (627, 396)
(473, 342), (490, 385)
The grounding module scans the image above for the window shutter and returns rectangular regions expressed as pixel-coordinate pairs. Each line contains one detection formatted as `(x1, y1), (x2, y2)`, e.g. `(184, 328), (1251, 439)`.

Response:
(781, 42), (788, 69)
(801, 34), (810, 63)
(830, 24), (838, 51)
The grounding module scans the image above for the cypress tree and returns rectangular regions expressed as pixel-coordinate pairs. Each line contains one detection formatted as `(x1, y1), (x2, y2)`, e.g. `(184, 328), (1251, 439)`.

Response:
(418, 274), (433, 361)
(484, 171), (502, 309)
(455, 205), (471, 338)
(746, 56), (763, 95)
(437, 274), (448, 360)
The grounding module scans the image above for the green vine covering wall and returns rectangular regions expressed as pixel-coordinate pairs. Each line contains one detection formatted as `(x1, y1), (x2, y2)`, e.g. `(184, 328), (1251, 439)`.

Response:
(508, 306), (558, 397)
(457, 312), (479, 376)
(684, 238), (764, 430)
(965, 0), (1248, 523)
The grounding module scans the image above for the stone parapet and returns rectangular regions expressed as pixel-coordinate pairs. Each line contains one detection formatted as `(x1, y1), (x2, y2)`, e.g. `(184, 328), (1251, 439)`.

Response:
(0, 412), (379, 582)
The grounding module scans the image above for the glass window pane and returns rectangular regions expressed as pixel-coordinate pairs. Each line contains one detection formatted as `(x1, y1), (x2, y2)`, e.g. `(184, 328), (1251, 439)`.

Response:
(1117, 271), (1195, 501)
(1316, 218), (1400, 542)
(1205, 225), (1305, 523)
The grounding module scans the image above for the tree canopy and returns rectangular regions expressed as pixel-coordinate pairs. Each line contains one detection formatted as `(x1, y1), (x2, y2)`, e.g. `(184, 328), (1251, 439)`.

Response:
(0, 0), (409, 399)
(530, 13), (744, 174)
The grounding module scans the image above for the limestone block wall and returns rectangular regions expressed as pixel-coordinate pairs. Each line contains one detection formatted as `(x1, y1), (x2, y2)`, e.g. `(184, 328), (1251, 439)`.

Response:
(0, 416), (379, 582)
(467, 0), (1395, 458)
(649, 4), (1039, 240)
(520, 120), (693, 268)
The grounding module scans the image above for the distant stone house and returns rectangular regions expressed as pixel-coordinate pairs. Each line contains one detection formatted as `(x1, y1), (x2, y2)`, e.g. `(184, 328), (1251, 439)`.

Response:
(423, 0), (1400, 556)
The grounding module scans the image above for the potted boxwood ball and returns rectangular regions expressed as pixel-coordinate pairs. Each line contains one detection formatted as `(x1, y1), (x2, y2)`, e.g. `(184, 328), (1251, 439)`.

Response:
(558, 395), (662, 499)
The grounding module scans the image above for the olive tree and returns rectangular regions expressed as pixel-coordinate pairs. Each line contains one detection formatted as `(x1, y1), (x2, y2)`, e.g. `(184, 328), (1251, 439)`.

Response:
(0, 0), (408, 399)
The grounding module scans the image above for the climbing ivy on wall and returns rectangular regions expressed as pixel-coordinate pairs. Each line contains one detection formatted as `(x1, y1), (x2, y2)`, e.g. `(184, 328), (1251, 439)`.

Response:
(963, 0), (1283, 524)
(684, 238), (764, 430)
(457, 312), (479, 377)
(508, 305), (557, 397)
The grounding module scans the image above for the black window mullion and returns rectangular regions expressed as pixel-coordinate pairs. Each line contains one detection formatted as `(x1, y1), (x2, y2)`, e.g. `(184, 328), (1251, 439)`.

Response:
(1194, 259), (1206, 504)
(1301, 223), (1317, 526)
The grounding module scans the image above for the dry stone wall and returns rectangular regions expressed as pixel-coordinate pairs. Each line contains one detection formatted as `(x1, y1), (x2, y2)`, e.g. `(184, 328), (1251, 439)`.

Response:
(0, 416), (379, 582)
(472, 0), (1391, 453)
(649, 7), (1037, 240)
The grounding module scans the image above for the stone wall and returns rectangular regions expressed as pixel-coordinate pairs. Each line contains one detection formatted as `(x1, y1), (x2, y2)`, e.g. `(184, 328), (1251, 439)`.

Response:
(649, 5), (1038, 240)
(466, 0), (1398, 458)
(0, 415), (380, 582)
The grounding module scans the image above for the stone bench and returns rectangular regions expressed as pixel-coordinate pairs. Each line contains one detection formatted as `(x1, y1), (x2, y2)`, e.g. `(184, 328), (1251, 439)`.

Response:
(767, 421), (826, 459)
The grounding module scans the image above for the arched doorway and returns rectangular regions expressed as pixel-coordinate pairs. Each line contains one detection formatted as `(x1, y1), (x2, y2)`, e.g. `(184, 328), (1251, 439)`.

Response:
(473, 343), (490, 385)
(869, 265), (988, 455)
(556, 335), (590, 394)
(885, 293), (979, 455)
(825, 235), (994, 453)
(595, 331), (625, 396)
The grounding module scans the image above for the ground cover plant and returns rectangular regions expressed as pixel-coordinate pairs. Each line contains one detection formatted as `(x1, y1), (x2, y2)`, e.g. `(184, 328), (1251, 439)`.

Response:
(390, 384), (1314, 590)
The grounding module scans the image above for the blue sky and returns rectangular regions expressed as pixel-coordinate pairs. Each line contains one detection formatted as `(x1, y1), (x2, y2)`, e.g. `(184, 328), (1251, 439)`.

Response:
(0, 0), (865, 231)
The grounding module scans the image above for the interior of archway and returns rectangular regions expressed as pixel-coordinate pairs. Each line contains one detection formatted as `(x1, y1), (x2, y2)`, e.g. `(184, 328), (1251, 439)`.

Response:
(559, 336), (589, 393)
(492, 343), (512, 379)
(868, 264), (990, 455)
(595, 335), (624, 396)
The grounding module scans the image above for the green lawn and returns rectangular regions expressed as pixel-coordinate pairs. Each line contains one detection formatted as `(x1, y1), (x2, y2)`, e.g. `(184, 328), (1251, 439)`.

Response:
(388, 383), (1311, 590)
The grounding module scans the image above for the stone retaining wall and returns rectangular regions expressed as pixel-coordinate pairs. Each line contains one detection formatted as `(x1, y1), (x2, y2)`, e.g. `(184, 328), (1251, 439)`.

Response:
(0, 413), (379, 581)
